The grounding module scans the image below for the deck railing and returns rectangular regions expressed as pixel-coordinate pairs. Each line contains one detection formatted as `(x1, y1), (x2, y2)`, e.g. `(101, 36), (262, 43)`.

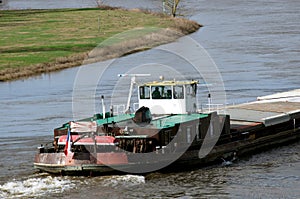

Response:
(112, 103), (140, 115)
(198, 103), (226, 114)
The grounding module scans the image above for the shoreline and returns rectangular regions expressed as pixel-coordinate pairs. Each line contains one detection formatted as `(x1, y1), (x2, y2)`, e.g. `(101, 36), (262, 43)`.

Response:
(0, 8), (201, 82)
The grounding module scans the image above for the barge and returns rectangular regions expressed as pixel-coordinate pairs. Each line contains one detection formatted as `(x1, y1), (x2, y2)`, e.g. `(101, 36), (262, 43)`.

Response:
(34, 76), (300, 175)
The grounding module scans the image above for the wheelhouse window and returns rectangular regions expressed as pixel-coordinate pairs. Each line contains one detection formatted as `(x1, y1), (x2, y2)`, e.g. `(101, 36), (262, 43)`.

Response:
(151, 86), (172, 99)
(173, 85), (184, 99)
(139, 86), (150, 99)
(151, 86), (162, 99)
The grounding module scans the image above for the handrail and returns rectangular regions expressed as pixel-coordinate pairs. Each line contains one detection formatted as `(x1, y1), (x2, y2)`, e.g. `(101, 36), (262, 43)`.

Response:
(201, 103), (226, 114)
(112, 103), (140, 115)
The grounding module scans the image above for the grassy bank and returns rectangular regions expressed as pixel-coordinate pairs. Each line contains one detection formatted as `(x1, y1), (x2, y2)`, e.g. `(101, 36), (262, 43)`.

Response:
(0, 8), (201, 81)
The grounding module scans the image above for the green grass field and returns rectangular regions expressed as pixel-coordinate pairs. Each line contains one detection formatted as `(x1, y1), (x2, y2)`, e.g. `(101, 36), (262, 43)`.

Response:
(0, 8), (200, 81)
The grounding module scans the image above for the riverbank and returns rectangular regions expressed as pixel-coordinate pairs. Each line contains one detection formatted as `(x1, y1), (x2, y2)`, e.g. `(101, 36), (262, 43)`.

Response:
(0, 7), (201, 81)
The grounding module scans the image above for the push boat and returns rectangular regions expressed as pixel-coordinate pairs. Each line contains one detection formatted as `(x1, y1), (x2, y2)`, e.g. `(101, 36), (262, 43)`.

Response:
(34, 76), (300, 175)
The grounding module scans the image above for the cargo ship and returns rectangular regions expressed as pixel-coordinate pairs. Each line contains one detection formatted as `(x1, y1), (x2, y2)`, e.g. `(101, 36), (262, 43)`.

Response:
(34, 75), (300, 175)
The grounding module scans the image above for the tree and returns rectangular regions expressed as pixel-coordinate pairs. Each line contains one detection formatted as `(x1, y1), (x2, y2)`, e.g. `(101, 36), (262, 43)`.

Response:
(163, 0), (181, 17)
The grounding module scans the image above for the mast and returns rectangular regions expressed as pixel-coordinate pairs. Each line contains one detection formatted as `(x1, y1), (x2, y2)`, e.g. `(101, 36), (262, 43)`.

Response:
(118, 74), (150, 113)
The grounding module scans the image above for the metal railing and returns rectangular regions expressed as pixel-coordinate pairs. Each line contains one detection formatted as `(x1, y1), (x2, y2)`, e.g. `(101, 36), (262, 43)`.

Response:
(198, 103), (226, 114)
(112, 104), (126, 115)
(112, 103), (140, 115)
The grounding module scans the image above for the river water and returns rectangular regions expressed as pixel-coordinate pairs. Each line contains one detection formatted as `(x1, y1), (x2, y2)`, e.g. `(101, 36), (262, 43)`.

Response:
(1, 0), (300, 198)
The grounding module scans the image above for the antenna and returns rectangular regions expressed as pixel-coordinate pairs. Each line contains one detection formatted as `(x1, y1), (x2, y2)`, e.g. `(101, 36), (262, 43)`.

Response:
(117, 74), (151, 78)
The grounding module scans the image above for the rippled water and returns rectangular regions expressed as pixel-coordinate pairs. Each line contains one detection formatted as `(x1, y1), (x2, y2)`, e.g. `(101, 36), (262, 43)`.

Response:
(1, 0), (300, 198)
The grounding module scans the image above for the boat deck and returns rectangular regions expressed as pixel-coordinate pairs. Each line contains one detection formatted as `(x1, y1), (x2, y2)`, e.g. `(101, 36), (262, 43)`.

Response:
(225, 89), (300, 130)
